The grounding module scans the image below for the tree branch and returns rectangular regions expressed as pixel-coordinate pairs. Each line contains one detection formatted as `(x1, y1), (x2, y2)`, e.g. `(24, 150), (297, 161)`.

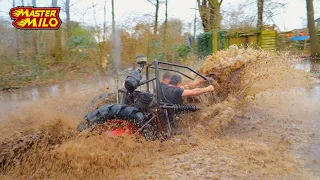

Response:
(7, 0), (13, 6)
(197, 0), (201, 9)
(70, 0), (82, 7)
(146, 0), (156, 6)
(219, 0), (223, 5)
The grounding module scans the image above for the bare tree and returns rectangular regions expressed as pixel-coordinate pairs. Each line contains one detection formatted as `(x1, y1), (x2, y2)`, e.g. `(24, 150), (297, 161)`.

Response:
(146, 0), (160, 37)
(263, 0), (286, 26)
(52, 0), (63, 64)
(162, 0), (168, 60)
(91, 2), (100, 42)
(193, 7), (197, 39)
(257, 0), (263, 30)
(163, 0), (168, 46)
(306, 0), (319, 57)
(154, 0), (159, 37)
(91, 1), (107, 72)
(197, 0), (223, 32)
(63, 0), (71, 62)
(63, 0), (83, 38)
(21, 0), (28, 56)
(65, 0), (71, 39)
(112, 0), (115, 34)
(32, 0), (38, 60)
(13, 0), (20, 60)
(103, 0), (106, 41)
(222, 1), (256, 29)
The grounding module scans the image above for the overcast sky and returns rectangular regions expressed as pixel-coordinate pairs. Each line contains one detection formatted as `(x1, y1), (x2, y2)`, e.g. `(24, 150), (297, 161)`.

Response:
(1, 0), (319, 33)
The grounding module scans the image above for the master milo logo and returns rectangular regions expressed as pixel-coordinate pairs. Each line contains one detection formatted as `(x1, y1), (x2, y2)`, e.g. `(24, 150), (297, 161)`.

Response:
(9, 6), (62, 30)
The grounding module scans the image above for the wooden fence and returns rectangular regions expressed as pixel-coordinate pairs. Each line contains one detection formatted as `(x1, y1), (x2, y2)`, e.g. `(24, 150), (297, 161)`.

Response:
(197, 28), (278, 57)
(219, 27), (277, 51)
(259, 30), (277, 50)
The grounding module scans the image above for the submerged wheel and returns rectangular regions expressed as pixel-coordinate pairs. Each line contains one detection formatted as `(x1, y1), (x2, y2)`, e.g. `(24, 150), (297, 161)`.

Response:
(85, 92), (117, 113)
(77, 104), (158, 140)
(97, 119), (140, 137)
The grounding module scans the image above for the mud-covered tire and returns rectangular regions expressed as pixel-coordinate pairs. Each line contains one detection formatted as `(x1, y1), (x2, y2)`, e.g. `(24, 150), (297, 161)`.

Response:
(85, 92), (117, 113)
(77, 121), (93, 132)
(78, 104), (158, 140)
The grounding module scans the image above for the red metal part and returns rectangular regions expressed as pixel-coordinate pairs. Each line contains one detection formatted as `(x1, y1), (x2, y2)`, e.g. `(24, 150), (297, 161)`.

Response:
(104, 119), (141, 137)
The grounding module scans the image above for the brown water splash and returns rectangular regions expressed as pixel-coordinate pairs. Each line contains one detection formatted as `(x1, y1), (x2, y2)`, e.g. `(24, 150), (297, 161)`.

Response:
(0, 46), (319, 179)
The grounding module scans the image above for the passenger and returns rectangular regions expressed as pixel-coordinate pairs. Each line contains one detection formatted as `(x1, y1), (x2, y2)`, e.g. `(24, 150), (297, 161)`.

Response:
(160, 71), (208, 89)
(160, 74), (214, 104)
(181, 78), (207, 90)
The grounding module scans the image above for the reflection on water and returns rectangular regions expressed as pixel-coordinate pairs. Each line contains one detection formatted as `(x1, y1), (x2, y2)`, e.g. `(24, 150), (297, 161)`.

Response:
(51, 85), (59, 97)
(314, 85), (320, 95)
(31, 88), (38, 101)
(294, 59), (320, 74)
(0, 76), (119, 103)
(0, 76), (124, 119)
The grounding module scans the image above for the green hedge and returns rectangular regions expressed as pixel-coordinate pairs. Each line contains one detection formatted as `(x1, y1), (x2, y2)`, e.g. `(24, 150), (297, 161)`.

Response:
(196, 31), (228, 58)
(196, 32), (212, 58)
(218, 31), (228, 50)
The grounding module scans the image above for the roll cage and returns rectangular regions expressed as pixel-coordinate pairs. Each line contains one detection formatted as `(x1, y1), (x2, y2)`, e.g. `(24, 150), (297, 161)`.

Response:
(137, 60), (209, 106)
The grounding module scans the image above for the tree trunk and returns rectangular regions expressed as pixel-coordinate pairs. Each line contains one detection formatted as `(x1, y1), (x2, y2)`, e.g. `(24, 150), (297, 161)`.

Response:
(153, 0), (159, 37)
(163, 0), (168, 47)
(306, 0), (319, 57)
(208, 0), (221, 30)
(111, 0), (116, 73)
(52, 0), (63, 64)
(197, 0), (209, 32)
(257, 0), (264, 30)
(65, 0), (71, 63)
(197, 0), (222, 32)
(65, 0), (71, 38)
(208, 0), (221, 53)
(163, 0), (168, 61)
(193, 7), (197, 39)
(21, 0), (27, 58)
(103, 0), (106, 41)
(92, 1), (103, 69)
(32, 0), (38, 61)
(13, 0), (20, 60)
(111, 0), (115, 35)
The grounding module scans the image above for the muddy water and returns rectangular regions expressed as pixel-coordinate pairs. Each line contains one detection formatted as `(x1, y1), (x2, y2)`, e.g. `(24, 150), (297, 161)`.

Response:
(1, 60), (317, 113)
(249, 58), (320, 172)
(0, 57), (320, 179)
(294, 59), (320, 75)
(0, 76), (120, 120)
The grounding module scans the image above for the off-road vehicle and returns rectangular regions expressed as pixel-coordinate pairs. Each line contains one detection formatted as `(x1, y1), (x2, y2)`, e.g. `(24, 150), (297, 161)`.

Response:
(77, 55), (211, 140)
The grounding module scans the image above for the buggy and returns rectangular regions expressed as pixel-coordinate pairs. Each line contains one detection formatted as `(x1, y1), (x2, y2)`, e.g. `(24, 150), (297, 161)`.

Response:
(77, 55), (211, 140)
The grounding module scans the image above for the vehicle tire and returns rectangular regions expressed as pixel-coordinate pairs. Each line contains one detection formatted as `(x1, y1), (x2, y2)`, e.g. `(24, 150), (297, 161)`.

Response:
(85, 92), (117, 113)
(78, 104), (158, 140)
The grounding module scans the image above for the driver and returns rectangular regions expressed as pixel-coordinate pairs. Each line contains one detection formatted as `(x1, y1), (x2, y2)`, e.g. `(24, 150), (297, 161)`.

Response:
(160, 74), (215, 104)
(161, 71), (172, 85)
